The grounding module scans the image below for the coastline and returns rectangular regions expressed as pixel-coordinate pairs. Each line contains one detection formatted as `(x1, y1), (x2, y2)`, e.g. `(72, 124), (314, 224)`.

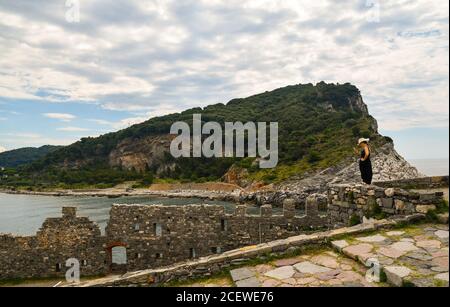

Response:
(0, 186), (243, 202)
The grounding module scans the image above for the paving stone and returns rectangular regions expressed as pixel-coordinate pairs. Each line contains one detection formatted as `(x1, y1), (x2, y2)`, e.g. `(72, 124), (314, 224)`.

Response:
(400, 238), (415, 243)
(310, 255), (340, 269)
(379, 246), (407, 259)
(417, 268), (435, 276)
(254, 264), (274, 274)
(386, 231), (405, 236)
(431, 257), (449, 270)
(235, 277), (261, 287)
(431, 266), (448, 273)
(293, 272), (309, 278)
(416, 240), (441, 249)
(357, 234), (388, 243)
(331, 240), (349, 252)
(413, 235), (429, 241)
(264, 266), (296, 280)
(328, 279), (344, 286)
(405, 251), (433, 261)
(295, 277), (317, 285)
(378, 256), (395, 265)
(340, 264), (353, 270)
(273, 258), (300, 267)
(431, 249), (449, 258)
(359, 253), (378, 263)
(384, 266), (412, 287)
(409, 278), (435, 287)
(434, 272), (449, 282)
(390, 241), (419, 253)
(230, 268), (255, 282)
(282, 278), (296, 285)
(435, 230), (449, 239)
(261, 278), (281, 287)
(336, 271), (363, 283)
(294, 261), (332, 274)
(324, 251), (339, 258)
(342, 243), (373, 259)
(316, 269), (341, 281)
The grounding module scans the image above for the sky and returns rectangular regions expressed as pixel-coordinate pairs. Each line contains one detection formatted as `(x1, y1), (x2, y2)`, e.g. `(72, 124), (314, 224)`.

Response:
(0, 0), (448, 160)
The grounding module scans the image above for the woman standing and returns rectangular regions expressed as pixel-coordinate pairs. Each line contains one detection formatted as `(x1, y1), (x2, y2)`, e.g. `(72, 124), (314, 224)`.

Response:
(354, 138), (373, 184)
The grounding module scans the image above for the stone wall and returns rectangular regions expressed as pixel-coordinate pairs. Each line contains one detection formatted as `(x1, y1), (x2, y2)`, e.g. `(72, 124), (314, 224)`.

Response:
(0, 199), (326, 280)
(73, 215), (423, 287)
(105, 199), (327, 272)
(0, 207), (107, 280)
(1, 177), (446, 281)
(327, 184), (444, 228)
(374, 176), (449, 190)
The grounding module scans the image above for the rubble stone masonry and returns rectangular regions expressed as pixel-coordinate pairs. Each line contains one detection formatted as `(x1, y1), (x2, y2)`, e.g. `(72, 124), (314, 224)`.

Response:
(0, 198), (327, 280)
(0, 177), (445, 280)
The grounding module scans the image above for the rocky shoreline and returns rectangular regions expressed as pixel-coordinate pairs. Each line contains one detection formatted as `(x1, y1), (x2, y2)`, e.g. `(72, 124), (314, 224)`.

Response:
(0, 187), (243, 202)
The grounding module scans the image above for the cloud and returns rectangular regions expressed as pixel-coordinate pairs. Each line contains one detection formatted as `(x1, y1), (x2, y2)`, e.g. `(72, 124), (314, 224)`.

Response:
(56, 126), (90, 132)
(43, 113), (76, 122)
(0, 145), (6, 153)
(0, 0), (447, 133)
(0, 132), (75, 148)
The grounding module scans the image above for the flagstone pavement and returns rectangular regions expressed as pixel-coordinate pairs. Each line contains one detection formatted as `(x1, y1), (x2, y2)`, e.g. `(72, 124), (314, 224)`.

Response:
(184, 224), (448, 287)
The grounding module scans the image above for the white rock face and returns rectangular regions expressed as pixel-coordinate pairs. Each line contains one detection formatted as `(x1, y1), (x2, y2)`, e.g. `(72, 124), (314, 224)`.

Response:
(333, 142), (422, 183)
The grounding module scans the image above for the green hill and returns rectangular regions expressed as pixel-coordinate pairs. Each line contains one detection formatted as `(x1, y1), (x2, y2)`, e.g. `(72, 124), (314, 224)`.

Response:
(0, 145), (62, 168)
(1, 82), (391, 189)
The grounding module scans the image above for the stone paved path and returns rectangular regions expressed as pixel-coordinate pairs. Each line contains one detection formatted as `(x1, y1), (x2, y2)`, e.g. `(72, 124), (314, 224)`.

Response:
(332, 223), (449, 287)
(189, 248), (381, 287)
(185, 224), (449, 287)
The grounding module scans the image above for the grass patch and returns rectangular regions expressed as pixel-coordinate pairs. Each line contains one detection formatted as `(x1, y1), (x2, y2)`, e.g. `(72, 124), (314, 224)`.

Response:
(348, 214), (361, 227)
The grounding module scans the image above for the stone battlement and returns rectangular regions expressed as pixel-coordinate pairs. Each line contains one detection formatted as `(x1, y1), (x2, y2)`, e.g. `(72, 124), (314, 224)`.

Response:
(0, 178), (446, 281)
(0, 198), (327, 280)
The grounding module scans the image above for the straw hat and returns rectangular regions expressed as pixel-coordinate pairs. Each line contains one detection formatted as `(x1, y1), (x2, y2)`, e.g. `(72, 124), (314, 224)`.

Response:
(358, 138), (370, 145)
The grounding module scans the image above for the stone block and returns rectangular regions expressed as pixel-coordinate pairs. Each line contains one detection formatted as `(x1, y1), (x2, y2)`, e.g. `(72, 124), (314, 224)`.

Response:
(416, 205), (436, 214)
(381, 198), (393, 208)
(384, 266), (411, 287)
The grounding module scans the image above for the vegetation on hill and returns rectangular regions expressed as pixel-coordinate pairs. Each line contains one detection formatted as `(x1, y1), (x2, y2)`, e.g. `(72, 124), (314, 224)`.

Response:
(0, 145), (62, 168)
(0, 82), (389, 189)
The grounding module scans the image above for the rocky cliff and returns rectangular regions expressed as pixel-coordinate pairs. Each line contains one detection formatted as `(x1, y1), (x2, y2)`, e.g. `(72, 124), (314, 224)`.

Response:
(15, 82), (422, 188)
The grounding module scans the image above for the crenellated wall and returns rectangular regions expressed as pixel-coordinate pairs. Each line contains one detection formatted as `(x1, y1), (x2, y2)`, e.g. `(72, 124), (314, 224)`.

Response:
(0, 177), (446, 281)
(0, 198), (327, 280)
(106, 198), (326, 271)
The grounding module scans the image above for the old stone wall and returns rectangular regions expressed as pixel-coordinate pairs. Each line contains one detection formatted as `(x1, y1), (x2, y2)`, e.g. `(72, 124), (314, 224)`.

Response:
(0, 199), (326, 280)
(328, 184), (444, 227)
(374, 176), (449, 190)
(105, 199), (327, 271)
(73, 214), (423, 287)
(0, 207), (107, 280)
(1, 176), (446, 280)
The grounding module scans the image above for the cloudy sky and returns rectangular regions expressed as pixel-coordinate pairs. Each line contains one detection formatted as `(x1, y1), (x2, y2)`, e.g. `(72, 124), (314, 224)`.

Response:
(0, 0), (448, 160)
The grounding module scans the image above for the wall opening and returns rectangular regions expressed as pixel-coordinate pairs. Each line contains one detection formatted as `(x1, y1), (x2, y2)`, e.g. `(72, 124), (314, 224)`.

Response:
(189, 248), (196, 259)
(107, 242), (128, 273)
(211, 247), (221, 254)
(220, 219), (227, 231)
(153, 223), (162, 236)
(111, 246), (127, 265)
